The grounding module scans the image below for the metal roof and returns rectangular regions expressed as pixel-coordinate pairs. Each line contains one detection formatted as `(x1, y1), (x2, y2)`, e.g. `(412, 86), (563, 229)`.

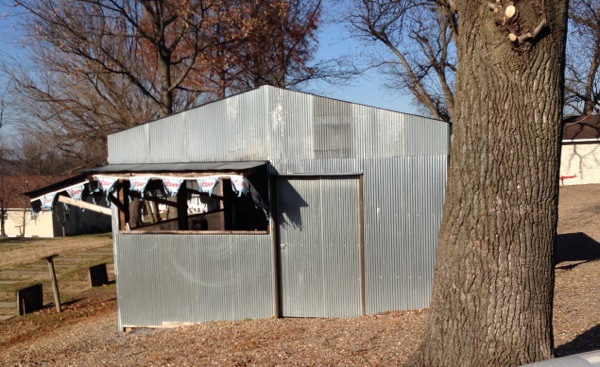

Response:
(23, 174), (89, 198)
(82, 161), (268, 174)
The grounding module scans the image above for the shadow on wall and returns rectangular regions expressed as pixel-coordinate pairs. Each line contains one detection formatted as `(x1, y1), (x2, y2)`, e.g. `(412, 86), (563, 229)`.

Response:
(276, 179), (308, 231)
(555, 232), (600, 269)
(555, 323), (600, 357)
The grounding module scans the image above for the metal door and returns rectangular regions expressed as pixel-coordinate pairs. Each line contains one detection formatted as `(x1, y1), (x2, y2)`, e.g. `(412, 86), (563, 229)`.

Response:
(276, 176), (361, 318)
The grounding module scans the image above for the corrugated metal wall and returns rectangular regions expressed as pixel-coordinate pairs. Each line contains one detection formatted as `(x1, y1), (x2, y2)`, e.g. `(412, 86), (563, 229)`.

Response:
(108, 85), (449, 326)
(277, 176), (361, 318)
(362, 156), (447, 313)
(107, 86), (448, 164)
(272, 156), (446, 317)
(115, 233), (274, 328)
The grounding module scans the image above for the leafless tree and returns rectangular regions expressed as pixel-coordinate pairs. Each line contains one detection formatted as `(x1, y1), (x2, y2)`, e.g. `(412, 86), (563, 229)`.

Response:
(2, 0), (325, 167)
(342, 0), (456, 121)
(565, 0), (600, 115)
(2, 0), (214, 166)
(344, 0), (600, 122)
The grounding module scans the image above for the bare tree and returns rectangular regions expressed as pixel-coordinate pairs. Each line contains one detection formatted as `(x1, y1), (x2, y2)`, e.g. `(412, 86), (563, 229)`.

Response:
(230, 0), (322, 90)
(343, 0), (456, 121)
(408, 1), (568, 366)
(3, 0), (324, 166)
(13, 135), (74, 176)
(180, 0), (325, 99)
(0, 146), (13, 237)
(3, 0), (215, 166)
(565, 0), (600, 115)
(344, 0), (600, 122)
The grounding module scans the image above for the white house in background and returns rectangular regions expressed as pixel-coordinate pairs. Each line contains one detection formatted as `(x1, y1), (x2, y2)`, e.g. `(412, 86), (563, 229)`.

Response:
(0, 176), (55, 237)
(560, 115), (600, 186)
(3, 175), (112, 238)
(4, 208), (54, 238)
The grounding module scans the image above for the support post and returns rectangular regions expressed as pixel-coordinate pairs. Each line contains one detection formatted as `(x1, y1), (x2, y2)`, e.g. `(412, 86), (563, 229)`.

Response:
(177, 181), (189, 230)
(42, 254), (62, 313)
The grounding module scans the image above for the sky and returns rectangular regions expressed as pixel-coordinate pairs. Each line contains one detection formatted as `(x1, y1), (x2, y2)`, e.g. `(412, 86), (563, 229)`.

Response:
(0, 3), (419, 138)
(310, 20), (417, 114)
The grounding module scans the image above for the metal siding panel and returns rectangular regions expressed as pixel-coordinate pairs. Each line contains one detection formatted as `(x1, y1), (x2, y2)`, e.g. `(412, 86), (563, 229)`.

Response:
(148, 112), (187, 163)
(313, 97), (354, 159)
(354, 108), (450, 158)
(278, 178), (324, 317)
(277, 176), (361, 318)
(108, 124), (151, 164)
(238, 89), (271, 160)
(185, 102), (225, 161)
(362, 159), (402, 313)
(268, 87), (313, 160)
(270, 158), (362, 176)
(363, 156), (447, 313)
(320, 178), (361, 317)
(355, 106), (404, 158)
(107, 86), (448, 165)
(185, 91), (270, 162)
(402, 114), (450, 155)
(116, 233), (274, 327)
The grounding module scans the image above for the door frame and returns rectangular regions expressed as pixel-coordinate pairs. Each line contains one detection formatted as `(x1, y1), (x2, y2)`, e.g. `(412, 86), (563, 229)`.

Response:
(271, 173), (365, 317)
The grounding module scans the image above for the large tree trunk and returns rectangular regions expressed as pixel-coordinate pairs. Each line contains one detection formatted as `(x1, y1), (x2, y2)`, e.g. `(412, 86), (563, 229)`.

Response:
(408, 1), (569, 366)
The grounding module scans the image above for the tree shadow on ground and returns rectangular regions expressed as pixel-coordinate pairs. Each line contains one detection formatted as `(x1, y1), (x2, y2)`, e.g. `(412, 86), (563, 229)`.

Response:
(555, 324), (600, 357)
(555, 232), (600, 269)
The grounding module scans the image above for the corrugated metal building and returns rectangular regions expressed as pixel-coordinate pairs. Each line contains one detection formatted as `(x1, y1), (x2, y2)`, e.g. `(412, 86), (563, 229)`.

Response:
(89, 85), (449, 329)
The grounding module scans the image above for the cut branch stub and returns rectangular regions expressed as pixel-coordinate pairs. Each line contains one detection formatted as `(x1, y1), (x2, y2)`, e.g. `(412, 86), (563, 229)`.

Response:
(488, 1), (548, 47)
(505, 5), (516, 18)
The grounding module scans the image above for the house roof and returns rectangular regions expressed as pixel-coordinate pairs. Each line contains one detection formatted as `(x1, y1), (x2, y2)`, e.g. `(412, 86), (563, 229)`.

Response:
(563, 115), (600, 141)
(23, 174), (89, 200)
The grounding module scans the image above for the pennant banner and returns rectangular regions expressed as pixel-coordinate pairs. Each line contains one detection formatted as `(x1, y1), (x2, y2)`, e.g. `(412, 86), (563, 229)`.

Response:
(66, 183), (85, 201)
(97, 176), (118, 193)
(197, 176), (219, 196)
(249, 182), (270, 220)
(40, 192), (57, 210)
(230, 175), (249, 197)
(162, 177), (184, 197)
(129, 176), (151, 193)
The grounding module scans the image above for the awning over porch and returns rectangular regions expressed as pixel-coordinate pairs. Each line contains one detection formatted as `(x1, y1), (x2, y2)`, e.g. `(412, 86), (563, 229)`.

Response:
(24, 161), (270, 225)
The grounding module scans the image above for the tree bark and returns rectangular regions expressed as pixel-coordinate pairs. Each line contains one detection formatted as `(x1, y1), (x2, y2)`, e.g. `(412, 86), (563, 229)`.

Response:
(408, 1), (568, 366)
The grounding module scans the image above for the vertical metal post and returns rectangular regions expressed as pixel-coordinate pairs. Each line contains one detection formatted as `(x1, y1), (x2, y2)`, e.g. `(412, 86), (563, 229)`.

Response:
(358, 175), (366, 316)
(43, 254), (62, 313)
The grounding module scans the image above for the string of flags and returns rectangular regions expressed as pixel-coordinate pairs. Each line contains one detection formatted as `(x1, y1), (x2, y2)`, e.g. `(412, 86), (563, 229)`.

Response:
(29, 175), (269, 219)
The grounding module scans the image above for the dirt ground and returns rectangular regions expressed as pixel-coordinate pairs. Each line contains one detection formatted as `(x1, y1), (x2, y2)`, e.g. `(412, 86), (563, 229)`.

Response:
(0, 185), (598, 366)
